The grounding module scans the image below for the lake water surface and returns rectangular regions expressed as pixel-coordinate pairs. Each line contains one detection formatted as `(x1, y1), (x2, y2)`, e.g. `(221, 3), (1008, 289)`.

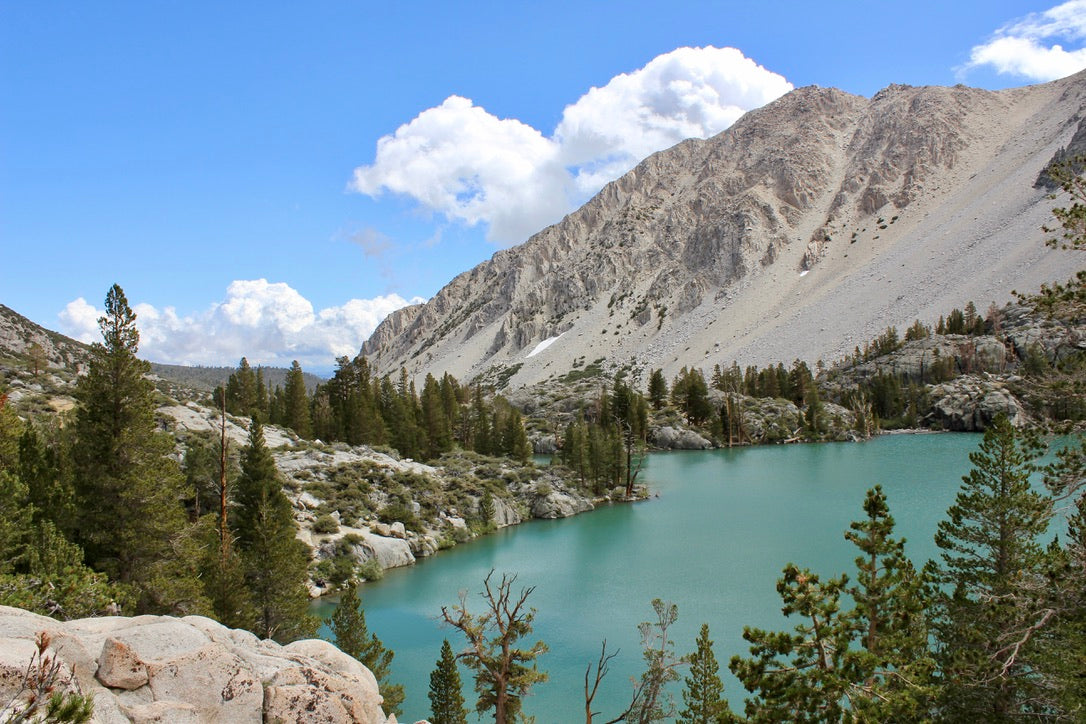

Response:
(312, 433), (987, 722)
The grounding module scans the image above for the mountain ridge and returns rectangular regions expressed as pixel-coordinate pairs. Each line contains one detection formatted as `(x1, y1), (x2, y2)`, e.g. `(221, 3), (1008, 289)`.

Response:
(361, 73), (1084, 388)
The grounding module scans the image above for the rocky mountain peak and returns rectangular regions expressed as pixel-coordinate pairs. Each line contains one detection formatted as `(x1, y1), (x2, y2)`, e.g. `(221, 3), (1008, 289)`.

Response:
(362, 73), (1084, 390)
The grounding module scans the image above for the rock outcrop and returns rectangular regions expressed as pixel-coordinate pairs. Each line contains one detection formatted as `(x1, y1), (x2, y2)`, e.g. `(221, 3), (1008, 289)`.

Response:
(361, 73), (1083, 391)
(650, 426), (713, 450)
(841, 335), (1010, 382)
(0, 605), (392, 723)
(924, 375), (1024, 431)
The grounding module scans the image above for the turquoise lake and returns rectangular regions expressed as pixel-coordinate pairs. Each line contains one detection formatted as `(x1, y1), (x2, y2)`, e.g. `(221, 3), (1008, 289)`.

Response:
(312, 433), (1015, 722)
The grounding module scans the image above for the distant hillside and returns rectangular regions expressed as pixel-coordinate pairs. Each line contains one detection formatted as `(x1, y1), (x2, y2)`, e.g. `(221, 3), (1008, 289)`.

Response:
(0, 304), (90, 373)
(0, 304), (323, 395)
(148, 362), (324, 394)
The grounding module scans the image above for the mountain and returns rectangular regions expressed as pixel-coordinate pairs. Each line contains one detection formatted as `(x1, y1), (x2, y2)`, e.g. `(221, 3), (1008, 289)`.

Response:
(0, 304), (322, 395)
(361, 73), (1085, 389)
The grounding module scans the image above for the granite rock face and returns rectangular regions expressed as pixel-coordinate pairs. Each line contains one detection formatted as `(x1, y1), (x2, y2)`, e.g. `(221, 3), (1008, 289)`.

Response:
(0, 606), (393, 724)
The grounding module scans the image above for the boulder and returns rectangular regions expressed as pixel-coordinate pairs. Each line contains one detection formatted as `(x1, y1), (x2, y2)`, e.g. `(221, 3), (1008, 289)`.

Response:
(408, 533), (440, 558)
(925, 376), (1024, 431)
(530, 490), (594, 519)
(735, 398), (802, 444)
(321, 528), (416, 571)
(96, 638), (148, 690)
(650, 426), (712, 450)
(491, 496), (524, 528)
(0, 605), (392, 723)
(531, 434), (558, 455)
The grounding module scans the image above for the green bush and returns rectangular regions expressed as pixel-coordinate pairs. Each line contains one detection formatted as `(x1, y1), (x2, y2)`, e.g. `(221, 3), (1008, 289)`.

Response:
(313, 514), (340, 534)
(357, 557), (383, 582)
(377, 502), (421, 532)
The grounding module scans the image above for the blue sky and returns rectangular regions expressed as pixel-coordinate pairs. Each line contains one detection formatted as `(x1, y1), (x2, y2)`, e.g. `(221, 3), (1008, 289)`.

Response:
(3, 1), (1085, 373)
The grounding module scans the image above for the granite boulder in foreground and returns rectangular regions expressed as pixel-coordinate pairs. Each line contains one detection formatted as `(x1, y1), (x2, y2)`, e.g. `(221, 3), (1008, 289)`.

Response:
(0, 605), (394, 723)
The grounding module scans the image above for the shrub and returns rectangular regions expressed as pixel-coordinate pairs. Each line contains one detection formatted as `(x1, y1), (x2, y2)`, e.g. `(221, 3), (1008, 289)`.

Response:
(358, 557), (384, 582)
(313, 514), (340, 534)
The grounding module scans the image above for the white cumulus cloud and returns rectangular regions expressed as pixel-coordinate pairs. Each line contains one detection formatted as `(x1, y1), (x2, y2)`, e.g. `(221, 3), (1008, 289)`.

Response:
(351, 96), (570, 245)
(963, 0), (1086, 81)
(59, 280), (424, 370)
(350, 46), (791, 245)
(556, 46), (793, 193)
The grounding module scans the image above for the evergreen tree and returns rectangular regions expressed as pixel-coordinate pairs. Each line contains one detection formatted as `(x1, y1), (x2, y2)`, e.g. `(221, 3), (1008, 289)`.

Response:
(283, 360), (312, 438)
(255, 367), (269, 417)
(478, 491), (497, 531)
(503, 408), (531, 464)
(647, 369), (668, 410)
(0, 468), (30, 573)
(422, 373), (453, 460)
(233, 418), (316, 642)
(224, 357), (259, 416)
(3, 518), (131, 619)
(471, 386), (492, 456)
(17, 424), (54, 523)
(843, 487), (934, 720)
(928, 417), (1052, 721)
(803, 385), (825, 440)
(561, 419), (588, 487)
(672, 368), (712, 426)
(70, 284), (204, 614)
(202, 532), (253, 631)
(730, 565), (851, 721)
(1037, 486), (1086, 717)
(680, 623), (734, 723)
(328, 583), (405, 717)
(945, 308), (966, 334)
(904, 319), (930, 341)
(429, 639), (468, 724)
(0, 396), (128, 619)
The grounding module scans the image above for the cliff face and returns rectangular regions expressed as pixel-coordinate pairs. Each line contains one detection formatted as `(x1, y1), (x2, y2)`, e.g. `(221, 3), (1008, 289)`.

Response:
(362, 73), (1085, 388)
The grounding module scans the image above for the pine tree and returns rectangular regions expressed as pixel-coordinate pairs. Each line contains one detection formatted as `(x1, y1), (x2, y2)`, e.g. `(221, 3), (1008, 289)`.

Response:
(842, 486), (934, 720)
(929, 417), (1052, 721)
(328, 583), (405, 717)
(680, 623), (734, 723)
(202, 533), (253, 631)
(1037, 488), (1086, 717)
(440, 571), (548, 724)
(283, 360), (311, 438)
(503, 408), (531, 464)
(647, 369), (668, 410)
(429, 638), (468, 724)
(421, 373), (453, 460)
(70, 284), (204, 614)
(803, 385), (825, 440)
(26, 341), (47, 377)
(0, 468), (30, 573)
(730, 565), (851, 721)
(471, 386), (492, 456)
(233, 418), (316, 642)
(9, 518), (131, 619)
(224, 357), (258, 416)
